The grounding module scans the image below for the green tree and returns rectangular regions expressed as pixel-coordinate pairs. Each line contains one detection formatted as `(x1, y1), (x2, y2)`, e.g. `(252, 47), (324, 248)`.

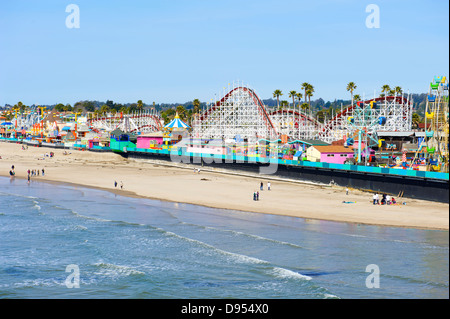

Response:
(63, 104), (72, 112)
(54, 103), (65, 112)
(273, 90), (283, 108)
(300, 102), (309, 113)
(412, 112), (421, 122)
(288, 90), (297, 108)
(381, 84), (391, 97)
(316, 110), (325, 123)
(137, 100), (144, 111)
(353, 94), (361, 102)
(346, 82), (357, 106)
(84, 101), (95, 112)
(119, 106), (128, 114)
(394, 86), (403, 95)
(100, 104), (109, 115)
(301, 82), (311, 103)
(296, 92), (303, 105)
(279, 100), (289, 110)
(193, 99), (201, 114)
(106, 100), (114, 108)
(176, 105), (187, 121)
(305, 85), (314, 118)
(127, 104), (137, 114)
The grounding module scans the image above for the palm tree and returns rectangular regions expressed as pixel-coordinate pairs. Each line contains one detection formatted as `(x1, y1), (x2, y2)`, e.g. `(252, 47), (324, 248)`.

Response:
(289, 90), (297, 108)
(381, 84), (391, 97)
(99, 104), (109, 116)
(273, 90), (283, 109)
(296, 92), (303, 105)
(137, 100), (144, 112)
(193, 99), (201, 114)
(300, 102), (309, 114)
(353, 94), (361, 102)
(346, 82), (357, 106)
(280, 100), (289, 110)
(301, 82), (311, 103)
(296, 92), (303, 115)
(176, 105), (186, 121)
(394, 86), (403, 96)
(305, 86), (314, 117)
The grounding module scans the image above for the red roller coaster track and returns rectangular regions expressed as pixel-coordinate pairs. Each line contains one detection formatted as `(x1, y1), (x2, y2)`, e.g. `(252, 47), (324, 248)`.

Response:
(199, 86), (277, 136)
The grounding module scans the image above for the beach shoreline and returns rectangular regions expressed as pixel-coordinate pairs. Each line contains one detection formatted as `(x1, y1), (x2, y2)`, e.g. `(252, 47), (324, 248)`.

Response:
(1, 142), (449, 231)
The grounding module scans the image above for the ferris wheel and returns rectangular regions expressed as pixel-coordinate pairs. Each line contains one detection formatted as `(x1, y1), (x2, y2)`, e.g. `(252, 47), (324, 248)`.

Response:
(423, 76), (449, 172)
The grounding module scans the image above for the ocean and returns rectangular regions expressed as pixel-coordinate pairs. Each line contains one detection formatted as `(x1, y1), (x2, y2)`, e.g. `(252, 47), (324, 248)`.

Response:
(0, 176), (448, 299)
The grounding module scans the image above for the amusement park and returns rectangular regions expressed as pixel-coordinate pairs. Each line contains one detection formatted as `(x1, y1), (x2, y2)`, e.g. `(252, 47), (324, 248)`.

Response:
(1, 77), (448, 177)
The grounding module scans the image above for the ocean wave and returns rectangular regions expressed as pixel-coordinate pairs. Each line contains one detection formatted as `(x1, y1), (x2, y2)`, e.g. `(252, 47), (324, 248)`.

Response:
(173, 218), (308, 250)
(161, 229), (268, 265)
(269, 267), (312, 281)
(6, 278), (66, 289)
(0, 192), (38, 200)
(70, 210), (113, 223)
(93, 262), (146, 278)
(32, 200), (41, 212)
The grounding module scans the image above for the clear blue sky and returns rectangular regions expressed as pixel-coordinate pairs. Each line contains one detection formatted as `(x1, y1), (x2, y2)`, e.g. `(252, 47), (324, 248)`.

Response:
(0, 0), (448, 106)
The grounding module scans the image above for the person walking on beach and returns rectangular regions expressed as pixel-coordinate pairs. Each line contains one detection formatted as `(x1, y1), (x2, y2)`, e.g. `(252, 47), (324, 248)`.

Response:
(346, 187), (349, 195)
(256, 191), (259, 201)
(253, 191), (256, 201)
(120, 181), (123, 189)
(260, 182), (263, 191)
(267, 182), (271, 191)
(42, 168), (45, 176)
(114, 181), (117, 188)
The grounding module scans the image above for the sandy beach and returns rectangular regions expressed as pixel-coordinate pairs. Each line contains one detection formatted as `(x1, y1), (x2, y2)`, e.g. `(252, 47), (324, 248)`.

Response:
(0, 141), (448, 230)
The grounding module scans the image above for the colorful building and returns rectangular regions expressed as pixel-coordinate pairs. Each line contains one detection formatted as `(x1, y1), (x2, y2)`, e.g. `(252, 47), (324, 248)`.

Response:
(306, 145), (354, 164)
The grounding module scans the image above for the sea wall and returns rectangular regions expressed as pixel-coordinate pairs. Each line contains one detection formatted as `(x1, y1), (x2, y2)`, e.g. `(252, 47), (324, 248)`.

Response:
(123, 148), (449, 203)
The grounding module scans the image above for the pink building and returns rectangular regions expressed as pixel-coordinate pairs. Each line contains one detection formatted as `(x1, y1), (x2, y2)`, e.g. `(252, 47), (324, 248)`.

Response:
(136, 132), (164, 149)
(306, 145), (354, 164)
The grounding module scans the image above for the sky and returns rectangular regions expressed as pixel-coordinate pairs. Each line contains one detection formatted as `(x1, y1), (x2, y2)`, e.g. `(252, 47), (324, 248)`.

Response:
(0, 0), (448, 106)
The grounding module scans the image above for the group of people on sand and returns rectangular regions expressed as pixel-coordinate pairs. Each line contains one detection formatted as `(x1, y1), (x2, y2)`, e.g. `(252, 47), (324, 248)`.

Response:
(114, 180), (124, 189)
(27, 168), (45, 183)
(254, 181), (271, 201)
(38, 152), (54, 160)
(372, 193), (397, 205)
